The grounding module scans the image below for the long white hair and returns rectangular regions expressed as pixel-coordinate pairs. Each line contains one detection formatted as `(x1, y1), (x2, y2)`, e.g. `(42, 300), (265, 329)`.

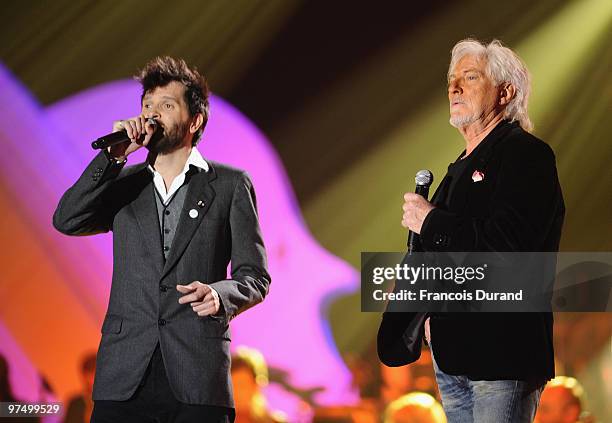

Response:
(449, 39), (533, 132)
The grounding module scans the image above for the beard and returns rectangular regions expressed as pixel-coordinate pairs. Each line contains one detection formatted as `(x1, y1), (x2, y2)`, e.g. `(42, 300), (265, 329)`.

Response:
(449, 98), (479, 128)
(147, 120), (190, 154)
(449, 113), (478, 128)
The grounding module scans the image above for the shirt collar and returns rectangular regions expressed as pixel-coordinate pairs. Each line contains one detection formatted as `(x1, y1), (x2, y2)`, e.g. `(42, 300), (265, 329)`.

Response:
(147, 147), (209, 176)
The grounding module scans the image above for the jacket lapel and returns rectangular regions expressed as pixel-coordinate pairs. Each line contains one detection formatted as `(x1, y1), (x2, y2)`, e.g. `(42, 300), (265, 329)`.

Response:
(130, 169), (164, 275)
(430, 176), (448, 207)
(160, 164), (217, 280)
(430, 152), (463, 207)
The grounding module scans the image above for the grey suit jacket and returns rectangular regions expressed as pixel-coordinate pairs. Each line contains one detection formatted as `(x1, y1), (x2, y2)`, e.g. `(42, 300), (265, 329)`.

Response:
(53, 150), (271, 407)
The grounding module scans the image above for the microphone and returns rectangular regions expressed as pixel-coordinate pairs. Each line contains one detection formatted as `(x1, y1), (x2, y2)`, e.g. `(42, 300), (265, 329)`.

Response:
(407, 169), (434, 254)
(91, 118), (160, 150)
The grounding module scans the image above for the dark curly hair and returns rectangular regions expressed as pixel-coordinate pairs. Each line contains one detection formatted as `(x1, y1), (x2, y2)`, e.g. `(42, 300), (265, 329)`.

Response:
(136, 56), (210, 146)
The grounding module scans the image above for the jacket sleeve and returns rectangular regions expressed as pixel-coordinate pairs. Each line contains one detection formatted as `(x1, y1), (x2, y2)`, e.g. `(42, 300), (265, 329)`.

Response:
(420, 138), (564, 252)
(209, 172), (271, 320)
(53, 150), (125, 236)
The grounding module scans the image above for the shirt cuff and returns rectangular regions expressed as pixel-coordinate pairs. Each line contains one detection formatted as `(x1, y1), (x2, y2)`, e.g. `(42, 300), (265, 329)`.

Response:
(103, 149), (127, 166)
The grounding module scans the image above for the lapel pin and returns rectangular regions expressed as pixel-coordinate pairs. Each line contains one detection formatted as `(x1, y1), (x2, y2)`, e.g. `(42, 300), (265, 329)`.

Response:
(472, 170), (485, 182)
(197, 200), (205, 208)
(189, 209), (199, 219)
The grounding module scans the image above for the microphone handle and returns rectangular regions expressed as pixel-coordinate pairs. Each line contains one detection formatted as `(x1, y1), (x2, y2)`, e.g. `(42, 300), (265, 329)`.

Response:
(407, 185), (430, 254)
(91, 130), (145, 150)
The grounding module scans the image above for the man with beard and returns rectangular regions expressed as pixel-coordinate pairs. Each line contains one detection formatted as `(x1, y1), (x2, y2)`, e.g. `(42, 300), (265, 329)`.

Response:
(53, 57), (270, 423)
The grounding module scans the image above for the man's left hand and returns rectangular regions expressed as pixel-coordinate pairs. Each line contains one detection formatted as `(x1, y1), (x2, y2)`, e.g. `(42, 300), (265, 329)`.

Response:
(177, 281), (221, 317)
(401, 193), (435, 234)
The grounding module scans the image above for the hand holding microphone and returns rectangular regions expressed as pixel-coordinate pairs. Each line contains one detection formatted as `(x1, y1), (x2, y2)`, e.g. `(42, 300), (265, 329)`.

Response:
(402, 170), (434, 253)
(92, 115), (160, 161)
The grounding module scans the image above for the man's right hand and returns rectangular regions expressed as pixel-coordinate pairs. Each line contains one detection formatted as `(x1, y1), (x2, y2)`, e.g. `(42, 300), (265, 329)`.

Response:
(107, 115), (157, 161)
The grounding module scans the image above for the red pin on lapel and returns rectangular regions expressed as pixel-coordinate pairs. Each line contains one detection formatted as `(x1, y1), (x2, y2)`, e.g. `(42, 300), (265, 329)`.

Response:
(472, 170), (485, 182)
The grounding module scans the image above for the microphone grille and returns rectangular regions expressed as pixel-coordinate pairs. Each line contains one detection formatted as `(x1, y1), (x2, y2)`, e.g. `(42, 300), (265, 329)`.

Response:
(415, 169), (434, 187)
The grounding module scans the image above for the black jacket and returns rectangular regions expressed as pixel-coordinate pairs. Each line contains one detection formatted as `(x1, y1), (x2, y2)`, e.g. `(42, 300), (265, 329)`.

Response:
(379, 120), (564, 380)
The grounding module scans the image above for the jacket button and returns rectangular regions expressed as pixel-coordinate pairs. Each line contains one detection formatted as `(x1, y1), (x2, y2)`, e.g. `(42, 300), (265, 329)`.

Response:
(159, 285), (168, 292)
(158, 319), (166, 326)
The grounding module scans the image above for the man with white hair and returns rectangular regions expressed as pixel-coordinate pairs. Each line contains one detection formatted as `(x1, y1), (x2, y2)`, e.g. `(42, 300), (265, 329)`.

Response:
(399, 39), (565, 422)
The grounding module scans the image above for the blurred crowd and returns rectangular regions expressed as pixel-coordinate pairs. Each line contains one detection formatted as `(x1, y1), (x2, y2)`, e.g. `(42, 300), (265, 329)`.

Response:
(1, 311), (609, 423)
(0, 348), (601, 423)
